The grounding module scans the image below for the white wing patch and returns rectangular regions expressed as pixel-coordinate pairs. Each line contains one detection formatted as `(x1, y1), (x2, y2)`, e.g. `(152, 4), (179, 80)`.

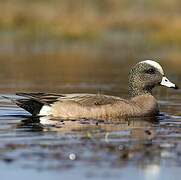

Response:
(39, 105), (51, 116)
(140, 60), (164, 75)
(39, 116), (57, 125)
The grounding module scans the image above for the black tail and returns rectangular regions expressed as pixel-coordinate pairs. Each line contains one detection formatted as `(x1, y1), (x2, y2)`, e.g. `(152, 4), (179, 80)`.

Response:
(3, 96), (44, 116)
(15, 99), (44, 116)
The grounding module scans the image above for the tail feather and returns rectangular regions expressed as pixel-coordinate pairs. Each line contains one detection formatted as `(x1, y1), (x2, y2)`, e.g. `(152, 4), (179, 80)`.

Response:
(2, 96), (44, 116)
(15, 99), (44, 116)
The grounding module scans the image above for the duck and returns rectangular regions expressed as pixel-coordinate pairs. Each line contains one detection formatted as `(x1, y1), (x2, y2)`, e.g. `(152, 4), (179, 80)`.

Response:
(12, 60), (178, 120)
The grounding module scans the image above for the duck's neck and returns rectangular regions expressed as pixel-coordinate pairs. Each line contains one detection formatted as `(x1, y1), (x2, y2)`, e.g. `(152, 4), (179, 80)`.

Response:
(128, 84), (153, 98)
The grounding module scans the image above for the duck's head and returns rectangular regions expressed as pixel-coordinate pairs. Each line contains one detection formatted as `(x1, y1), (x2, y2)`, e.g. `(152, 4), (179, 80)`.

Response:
(128, 60), (178, 97)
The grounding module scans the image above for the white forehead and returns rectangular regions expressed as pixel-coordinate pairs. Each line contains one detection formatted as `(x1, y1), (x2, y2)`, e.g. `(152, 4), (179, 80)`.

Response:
(139, 60), (164, 75)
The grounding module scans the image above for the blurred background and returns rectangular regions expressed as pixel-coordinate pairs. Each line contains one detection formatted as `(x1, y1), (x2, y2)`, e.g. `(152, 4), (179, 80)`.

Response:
(0, 0), (180, 94)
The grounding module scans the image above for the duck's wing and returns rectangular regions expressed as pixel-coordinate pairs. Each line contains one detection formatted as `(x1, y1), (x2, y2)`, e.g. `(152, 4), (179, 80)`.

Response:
(16, 93), (126, 106)
(57, 93), (127, 106)
(14, 93), (128, 116)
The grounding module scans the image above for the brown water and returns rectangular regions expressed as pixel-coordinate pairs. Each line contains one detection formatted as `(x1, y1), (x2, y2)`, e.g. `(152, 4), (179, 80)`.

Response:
(0, 37), (180, 180)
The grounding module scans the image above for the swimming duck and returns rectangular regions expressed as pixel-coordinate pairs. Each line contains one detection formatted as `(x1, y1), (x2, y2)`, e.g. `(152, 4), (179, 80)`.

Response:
(13, 60), (178, 120)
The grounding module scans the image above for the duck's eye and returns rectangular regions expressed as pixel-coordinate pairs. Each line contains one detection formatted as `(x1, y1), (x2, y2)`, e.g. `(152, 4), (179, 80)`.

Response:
(145, 68), (155, 74)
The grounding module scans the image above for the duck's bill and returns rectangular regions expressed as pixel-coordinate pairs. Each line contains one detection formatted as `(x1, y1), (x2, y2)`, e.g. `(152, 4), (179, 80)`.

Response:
(160, 76), (178, 89)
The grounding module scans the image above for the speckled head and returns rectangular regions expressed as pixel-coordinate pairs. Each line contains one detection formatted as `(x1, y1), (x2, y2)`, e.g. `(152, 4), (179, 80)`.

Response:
(128, 60), (178, 97)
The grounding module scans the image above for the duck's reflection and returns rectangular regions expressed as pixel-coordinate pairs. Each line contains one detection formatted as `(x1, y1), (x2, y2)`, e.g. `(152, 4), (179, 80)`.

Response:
(15, 116), (175, 176)
(17, 116), (159, 141)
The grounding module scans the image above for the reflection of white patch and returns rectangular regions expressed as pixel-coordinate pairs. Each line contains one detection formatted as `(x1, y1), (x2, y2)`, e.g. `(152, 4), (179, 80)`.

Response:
(39, 105), (51, 116)
(161, 76), (176, 88)
(140, 60), (164, 75)
(144, 164), (160, 180)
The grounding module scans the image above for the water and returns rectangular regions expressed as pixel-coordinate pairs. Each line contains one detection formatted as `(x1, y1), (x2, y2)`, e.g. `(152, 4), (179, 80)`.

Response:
(0, 38), (180, 180)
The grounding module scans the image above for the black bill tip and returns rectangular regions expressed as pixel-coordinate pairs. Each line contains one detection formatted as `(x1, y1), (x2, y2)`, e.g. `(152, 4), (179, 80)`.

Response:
(173, 85), (179, 90)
